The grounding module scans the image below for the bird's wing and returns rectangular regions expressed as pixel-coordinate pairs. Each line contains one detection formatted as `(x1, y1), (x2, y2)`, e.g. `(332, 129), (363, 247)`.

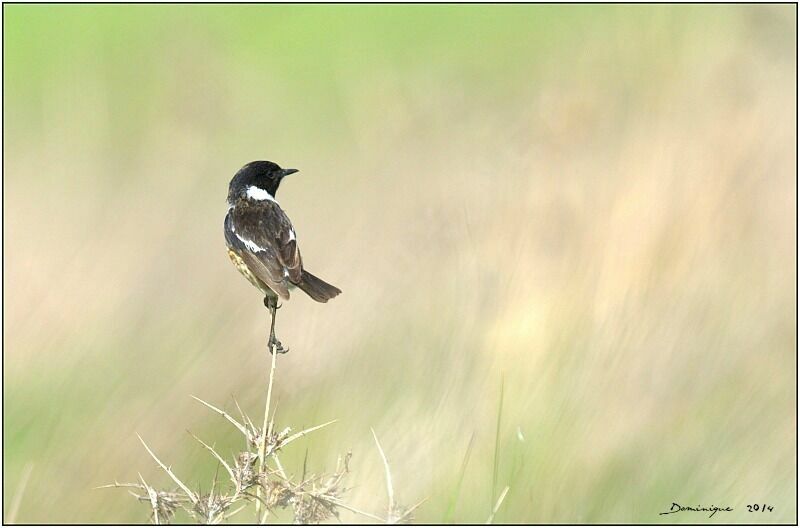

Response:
(225, 213), (290, 299)
(277, 228), (303, 284)
(227, 201), (303, 294)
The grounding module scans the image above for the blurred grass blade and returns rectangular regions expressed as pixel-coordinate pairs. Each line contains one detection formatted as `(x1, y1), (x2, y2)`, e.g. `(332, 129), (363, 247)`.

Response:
(443, 432), (475, 523)
(491, 375), (504, 512)
(7, 462), (34, 523)
(486, 485), (510, 524)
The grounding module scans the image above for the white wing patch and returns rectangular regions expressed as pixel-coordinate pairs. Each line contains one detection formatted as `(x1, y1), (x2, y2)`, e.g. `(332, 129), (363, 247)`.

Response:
(289, 229), (296, 241)
(236, 233), (265, 253)
(246, 186), (277, 203)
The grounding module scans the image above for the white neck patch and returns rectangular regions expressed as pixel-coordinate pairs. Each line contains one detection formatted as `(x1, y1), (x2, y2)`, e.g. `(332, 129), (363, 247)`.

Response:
(246, 186), (277, 203)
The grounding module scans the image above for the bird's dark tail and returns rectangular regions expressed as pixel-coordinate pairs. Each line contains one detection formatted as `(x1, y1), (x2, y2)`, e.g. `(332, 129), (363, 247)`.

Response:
(296, 270), (342, 303)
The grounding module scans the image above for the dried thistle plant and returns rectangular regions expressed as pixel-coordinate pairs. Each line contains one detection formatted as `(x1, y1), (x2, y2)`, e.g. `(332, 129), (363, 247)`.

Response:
(100, 310), (420, 524)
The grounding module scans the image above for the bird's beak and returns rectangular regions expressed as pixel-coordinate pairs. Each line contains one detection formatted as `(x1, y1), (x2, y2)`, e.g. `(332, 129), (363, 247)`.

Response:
(281, 168), (299, 177)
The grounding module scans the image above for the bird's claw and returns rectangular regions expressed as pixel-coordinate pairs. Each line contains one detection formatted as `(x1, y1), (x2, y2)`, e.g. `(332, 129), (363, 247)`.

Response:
(262, 298), (283, 311)
(269, 336), (289, 355)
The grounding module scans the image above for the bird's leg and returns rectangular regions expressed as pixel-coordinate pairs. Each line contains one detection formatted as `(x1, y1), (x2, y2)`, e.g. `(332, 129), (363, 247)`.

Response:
(264, 296), (288, 354)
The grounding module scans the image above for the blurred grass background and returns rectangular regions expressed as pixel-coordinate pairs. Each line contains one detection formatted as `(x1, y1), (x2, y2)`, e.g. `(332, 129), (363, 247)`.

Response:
(3, 4), (796, 524)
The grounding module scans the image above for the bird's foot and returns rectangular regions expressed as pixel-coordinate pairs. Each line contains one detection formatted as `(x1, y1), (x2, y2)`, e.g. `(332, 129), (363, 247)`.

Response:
(269, 335), (289, 355)
(263, 297), (283, 310)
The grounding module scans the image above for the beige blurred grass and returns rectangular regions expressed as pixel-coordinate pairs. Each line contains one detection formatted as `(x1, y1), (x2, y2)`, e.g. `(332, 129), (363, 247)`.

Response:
(3, 4), (796, 523)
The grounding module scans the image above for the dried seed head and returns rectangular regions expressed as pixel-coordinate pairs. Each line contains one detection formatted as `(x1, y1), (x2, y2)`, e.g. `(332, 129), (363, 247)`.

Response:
(292, 494), (339, 524)
(193, 493), (234, 524)
(135, 488), (182, 524)
(111, 373), (400, 525)
(260, 477), (294, 510)
(234, 452), (258, 489)
(257, 425), (293, 454)
(390, 503), (415, 524)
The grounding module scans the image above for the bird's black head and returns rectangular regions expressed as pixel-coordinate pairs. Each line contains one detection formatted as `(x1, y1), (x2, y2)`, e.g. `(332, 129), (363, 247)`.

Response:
(229, 160), (299, 201)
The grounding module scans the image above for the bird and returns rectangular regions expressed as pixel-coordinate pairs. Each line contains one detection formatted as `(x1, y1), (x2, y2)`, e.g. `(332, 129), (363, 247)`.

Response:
(224, 160), (341, 353)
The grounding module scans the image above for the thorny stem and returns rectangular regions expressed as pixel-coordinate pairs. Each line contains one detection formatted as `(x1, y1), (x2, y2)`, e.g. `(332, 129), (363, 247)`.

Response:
(255, 303), (279, 522)
(189, 433), (236, 488)
(189, 396), (250, 440)
(106, 294), (411, 525)
(272, 453), (288, 480)
(137, 434), (198, 505)
(138, 473), (160, 525)
(326, 498), (387, 523)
